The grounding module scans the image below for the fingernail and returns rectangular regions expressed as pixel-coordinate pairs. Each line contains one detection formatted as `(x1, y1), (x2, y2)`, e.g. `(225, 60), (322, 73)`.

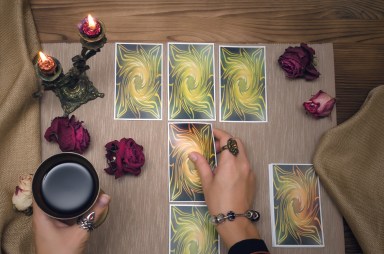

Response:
(189, 153), (197, 162)
(97, 194), (111, 207)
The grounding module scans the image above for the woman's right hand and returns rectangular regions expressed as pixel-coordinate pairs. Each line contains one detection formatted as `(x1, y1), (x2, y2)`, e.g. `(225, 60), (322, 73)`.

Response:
(189, 128), (260, 249)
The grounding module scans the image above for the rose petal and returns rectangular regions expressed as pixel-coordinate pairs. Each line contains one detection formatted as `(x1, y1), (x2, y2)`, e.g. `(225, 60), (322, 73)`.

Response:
(300, 43), (316, 58)
(44, 117), (69, 143)
(114, 168), (125, 179)
(304, 64), (320, 81)
(18, 175), (33, 192)
(123, 167), (141, 176)
(105, 140), (119, 151)
(57, 124), (76, 151)
(104, 167), (115, 175)
(316, 98), (336, 117)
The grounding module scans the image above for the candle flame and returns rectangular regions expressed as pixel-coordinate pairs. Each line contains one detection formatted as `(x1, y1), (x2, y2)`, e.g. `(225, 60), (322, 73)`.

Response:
(39, 51), (48, 62)
(88, 14), (96, 30)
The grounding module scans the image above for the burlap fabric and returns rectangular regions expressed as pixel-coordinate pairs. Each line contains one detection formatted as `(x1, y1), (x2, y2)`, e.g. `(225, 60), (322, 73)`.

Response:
(314, 85), (384, 254)
(0, 0), (41, 253)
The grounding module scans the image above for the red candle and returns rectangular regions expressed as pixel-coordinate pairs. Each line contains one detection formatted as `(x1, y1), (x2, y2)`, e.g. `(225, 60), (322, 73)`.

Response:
(38, 52), (56, 75)
(80, 14), (101, 38)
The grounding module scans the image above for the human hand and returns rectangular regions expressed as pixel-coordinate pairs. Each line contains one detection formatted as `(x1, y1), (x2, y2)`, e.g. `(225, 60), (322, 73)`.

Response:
(32, 193), (111, 254)
(189, 128), (260, 248)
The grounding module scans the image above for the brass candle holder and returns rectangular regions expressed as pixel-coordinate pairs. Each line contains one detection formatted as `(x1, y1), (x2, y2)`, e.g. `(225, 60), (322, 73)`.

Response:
(34, 16), (107, 116)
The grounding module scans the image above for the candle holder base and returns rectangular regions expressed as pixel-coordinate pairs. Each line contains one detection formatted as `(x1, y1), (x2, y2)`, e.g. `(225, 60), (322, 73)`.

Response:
(54, 72), (104, 116)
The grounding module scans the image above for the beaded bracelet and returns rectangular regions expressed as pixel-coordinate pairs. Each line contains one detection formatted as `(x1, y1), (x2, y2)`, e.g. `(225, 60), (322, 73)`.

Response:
(210, 209), (260, 225)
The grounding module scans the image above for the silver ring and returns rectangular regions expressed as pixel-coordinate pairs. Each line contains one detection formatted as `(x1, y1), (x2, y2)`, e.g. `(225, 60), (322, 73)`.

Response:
(77, 211), (96, 232)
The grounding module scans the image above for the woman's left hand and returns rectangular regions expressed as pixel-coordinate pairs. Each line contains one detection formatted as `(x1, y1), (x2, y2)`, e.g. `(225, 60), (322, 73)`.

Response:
(32, 193), (111, 254)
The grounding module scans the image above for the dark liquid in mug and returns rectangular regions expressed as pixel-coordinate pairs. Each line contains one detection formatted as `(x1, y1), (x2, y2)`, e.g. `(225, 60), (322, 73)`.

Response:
(41, 162), (95, 214)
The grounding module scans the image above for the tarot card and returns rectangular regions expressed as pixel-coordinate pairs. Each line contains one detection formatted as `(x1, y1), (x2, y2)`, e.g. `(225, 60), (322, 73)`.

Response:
(269, 164), (324, 247)
(115, 43), (163, 120)
(170, 205), (219, 254)
(168, 43), (215, 121)
(168, 123), (216, 202)
(219, 46), (267, 122)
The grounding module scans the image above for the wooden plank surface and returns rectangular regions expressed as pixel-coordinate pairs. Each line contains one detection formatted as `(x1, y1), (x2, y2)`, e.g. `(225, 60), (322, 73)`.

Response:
(29, 0), (384, 127)
(31, 1), (384, 253)
(40, 43), (343, 254)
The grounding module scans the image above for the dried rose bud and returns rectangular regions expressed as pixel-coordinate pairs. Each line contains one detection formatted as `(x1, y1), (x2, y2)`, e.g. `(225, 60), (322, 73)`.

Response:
(303, 90), (336, 118)
(12, 175), (33, 213)
(44, 115), (90, 154)
(278, 43), (320, 81)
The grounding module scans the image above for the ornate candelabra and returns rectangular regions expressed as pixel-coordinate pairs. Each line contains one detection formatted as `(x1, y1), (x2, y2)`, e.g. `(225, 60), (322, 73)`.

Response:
(34, 15), (107, 116)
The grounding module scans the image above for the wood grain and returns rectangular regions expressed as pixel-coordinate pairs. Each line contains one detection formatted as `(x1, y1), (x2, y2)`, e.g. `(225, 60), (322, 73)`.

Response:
(40, 43), (343, 254)
(30, 1), (384, 43)
(31, 1), (384, 253)
(334, 43), (384, 124)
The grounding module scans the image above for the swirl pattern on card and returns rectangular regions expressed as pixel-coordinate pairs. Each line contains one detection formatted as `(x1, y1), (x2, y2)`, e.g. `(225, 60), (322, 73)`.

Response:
(169, 44), (215, 120)
(115, 44), (162, 119)
(220, 46), (266, 122)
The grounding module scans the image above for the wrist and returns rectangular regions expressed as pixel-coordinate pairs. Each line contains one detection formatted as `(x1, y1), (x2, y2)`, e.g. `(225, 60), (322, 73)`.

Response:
(216, 217), (260, 248)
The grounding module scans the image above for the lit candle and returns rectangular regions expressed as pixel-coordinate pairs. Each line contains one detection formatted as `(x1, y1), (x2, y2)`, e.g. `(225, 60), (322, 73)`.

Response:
(38, 52), (56, 75)
(79, 14), (101, 38)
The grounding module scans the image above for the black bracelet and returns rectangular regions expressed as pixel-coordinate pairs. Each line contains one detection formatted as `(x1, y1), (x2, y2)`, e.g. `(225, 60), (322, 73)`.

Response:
(210, 209), (260, 225)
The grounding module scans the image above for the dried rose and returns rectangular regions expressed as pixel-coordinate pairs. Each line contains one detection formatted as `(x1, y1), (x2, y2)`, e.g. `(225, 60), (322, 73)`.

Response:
(104, 138), (145, 179)
(278, 43), (320, 81)
(44, 115), (90, 154)
(303, 90), (336, 118)
(12, 175), (33, 214)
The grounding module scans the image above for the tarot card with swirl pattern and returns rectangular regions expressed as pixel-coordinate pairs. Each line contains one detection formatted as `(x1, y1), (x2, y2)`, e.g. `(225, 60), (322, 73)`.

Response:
(168, 43), (215, 121)
(115, 43), (163, 120)
(168, 123), (216, 202)
(219, 46), (267, 122)
(269, 164), (324, 247)
(170, 205), (219, 254)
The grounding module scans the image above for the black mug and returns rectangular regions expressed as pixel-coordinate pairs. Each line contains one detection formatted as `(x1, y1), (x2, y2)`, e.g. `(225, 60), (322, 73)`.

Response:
(32, 153), (100, 220)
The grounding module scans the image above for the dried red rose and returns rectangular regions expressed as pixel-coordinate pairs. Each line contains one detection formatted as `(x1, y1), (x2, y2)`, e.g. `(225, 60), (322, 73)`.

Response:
(278, 43), (320, 81)
(303, 90), (336, 118)
(104, 138), (145, 179)
(44, 115), (90, 154)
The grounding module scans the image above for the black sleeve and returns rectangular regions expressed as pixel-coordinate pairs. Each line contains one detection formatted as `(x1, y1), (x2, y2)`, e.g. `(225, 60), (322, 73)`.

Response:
(228, 239), (270, 254)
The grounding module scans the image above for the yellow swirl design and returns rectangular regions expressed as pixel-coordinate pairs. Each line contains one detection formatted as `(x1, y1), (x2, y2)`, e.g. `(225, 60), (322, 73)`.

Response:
(115, 44), (162, 119)
(220, 47), (266, 121)
(169, 123), (215, 201)
(169, 44), (215, 120)
(272, 164), (323, 245)
(170, 205), (218, 254)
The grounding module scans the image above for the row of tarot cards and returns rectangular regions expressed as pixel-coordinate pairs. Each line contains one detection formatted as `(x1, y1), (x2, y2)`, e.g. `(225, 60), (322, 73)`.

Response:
(115, 43), (267, 122)
(168, 123), (324, 253)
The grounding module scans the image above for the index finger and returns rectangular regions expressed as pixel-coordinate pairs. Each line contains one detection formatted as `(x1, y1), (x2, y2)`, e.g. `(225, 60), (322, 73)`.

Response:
(213, 128), (232, 146)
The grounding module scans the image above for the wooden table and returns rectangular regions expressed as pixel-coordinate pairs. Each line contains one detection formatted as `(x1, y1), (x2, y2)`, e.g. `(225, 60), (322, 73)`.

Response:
(32, 1), (384, 253)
